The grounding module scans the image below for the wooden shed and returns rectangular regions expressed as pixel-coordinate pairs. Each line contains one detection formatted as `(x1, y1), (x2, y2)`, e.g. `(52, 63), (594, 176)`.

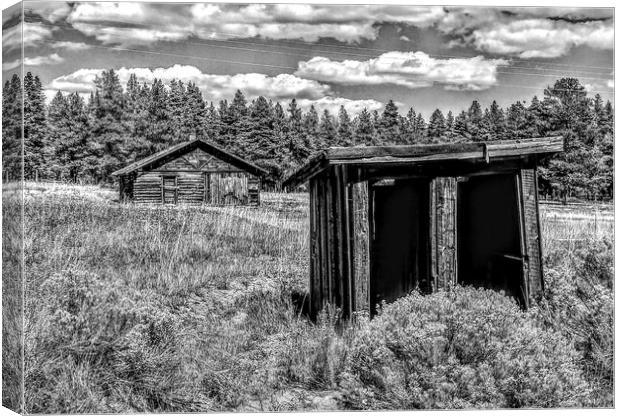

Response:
(111, 138), (267, 205)
(283, 137), (564, 318)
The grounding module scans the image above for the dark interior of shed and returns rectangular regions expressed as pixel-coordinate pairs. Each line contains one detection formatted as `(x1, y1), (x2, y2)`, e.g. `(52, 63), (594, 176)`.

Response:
(367, 172), (527, 312)
(369, 178), (431, 315)
(456, 174), (526, 305)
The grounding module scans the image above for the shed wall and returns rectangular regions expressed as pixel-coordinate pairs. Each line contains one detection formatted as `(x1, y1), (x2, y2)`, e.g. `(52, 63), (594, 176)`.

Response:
(308, 166), (355, 318)
(520, 168), (544, 299)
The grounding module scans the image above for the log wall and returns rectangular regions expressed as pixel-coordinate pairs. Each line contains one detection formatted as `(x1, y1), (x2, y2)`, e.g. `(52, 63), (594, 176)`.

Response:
(128, 148), (261, 205)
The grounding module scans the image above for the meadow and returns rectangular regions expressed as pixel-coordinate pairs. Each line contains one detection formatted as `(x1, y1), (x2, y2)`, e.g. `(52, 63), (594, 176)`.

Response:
(3, 182), (614, 412)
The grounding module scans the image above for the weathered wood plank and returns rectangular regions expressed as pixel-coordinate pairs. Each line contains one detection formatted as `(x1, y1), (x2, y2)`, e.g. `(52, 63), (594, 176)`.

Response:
(521, 168), (544, 300)
(283, 137), (563, 187)
(431, 177), (457, 290)
(352, 179), (370, 314)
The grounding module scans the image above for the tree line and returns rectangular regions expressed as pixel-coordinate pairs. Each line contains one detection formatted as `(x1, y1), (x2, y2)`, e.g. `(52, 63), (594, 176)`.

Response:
(2, 70), (614, 200)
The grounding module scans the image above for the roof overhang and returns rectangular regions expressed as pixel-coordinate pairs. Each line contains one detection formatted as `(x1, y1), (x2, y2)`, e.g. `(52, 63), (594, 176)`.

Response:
(111, 139), (269, 178)
(282, 136), (564, 188)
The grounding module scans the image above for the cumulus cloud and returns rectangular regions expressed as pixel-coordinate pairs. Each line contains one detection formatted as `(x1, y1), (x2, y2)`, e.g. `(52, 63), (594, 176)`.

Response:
(439, 7), (613, 58)
(63, 3), (444, 46)
(296, 52), (508, 91)
(454, 18), (613, 58)
(58, 3), (612, 58)
(45, 64), (383, 115)
(49, 64), (330, 100)
(3, 22), (56, 51)
(297, 97), (384, 116)
(24, 53), (64, 66)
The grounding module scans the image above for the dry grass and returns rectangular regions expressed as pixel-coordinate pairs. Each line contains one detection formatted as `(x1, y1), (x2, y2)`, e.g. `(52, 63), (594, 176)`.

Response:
(3, 182), (613, 412)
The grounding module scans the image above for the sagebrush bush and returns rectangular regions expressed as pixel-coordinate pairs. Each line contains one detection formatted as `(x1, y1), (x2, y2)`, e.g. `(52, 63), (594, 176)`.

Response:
(340, 287), (590, 409)
(533, 236), (614, 406)
(25, 269), (205, 412)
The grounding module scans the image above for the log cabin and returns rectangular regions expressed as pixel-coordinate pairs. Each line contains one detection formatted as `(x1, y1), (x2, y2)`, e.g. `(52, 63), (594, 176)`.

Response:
(112, 138), (268, 205)
(283, 136), (564, 319)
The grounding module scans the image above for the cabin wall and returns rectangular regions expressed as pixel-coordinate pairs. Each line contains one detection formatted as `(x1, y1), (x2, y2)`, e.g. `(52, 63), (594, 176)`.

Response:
(133, 172), (163, 203)
(126, 146), (261, 205)
(520, 168), (544, 300)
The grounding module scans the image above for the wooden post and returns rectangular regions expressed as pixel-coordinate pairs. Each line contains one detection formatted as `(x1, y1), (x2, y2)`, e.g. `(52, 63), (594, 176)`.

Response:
(352, 180), (370, 314)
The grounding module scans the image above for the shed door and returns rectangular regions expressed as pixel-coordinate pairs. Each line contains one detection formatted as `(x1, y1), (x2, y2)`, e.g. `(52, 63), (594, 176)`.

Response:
(206, 172), (248, 205)
(457, 174), (526, 305)
(161, 176), (177, 204)
(370, 178), (431, 315)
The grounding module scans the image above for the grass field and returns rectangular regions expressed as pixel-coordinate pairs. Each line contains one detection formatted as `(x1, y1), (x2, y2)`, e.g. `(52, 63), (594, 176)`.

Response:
(2, 182), (614, 412)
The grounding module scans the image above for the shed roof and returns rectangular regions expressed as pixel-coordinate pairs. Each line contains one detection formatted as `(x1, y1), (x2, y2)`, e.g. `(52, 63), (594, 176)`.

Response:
(111, 139), (269, 177)
(283, 136), (564, 188)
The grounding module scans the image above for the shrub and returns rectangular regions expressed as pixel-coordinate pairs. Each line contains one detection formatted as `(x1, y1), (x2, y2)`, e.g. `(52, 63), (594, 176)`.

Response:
(340, 287), (590, 410)
(533, 237), (614, 406)
(25, 269), (206, 412)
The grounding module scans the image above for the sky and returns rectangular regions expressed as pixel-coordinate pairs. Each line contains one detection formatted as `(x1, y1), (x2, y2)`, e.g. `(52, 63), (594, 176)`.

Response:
(1, 2), (615, 117)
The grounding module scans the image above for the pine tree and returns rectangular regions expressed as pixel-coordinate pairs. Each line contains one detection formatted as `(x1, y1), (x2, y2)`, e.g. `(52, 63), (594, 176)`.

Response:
(23, 72), (48, 179)
(354, 108), (375, 145)
(146, 78), (172, 148)
(204, 101), (219, 142)
(544, 78), (590, 133)
(243, 96), (279, 175)
(445, 110), (455, 140)
(217, 99), (232, 149)
(168, 79), (187, 137)
(46, 91), (68, 178)
(2, 74), (22, 180)
(372, 110), (380, 137)
(185, 82), (206, 138)
(526, 96), (548, 137)
(303, 105), (321, 150)
(336, 105), (353, 146)
(271, 101), (290, 177)
(286, 98), (306, 167)
(427, 108), (446, 141)
(454, 110), (468, 139)
(378, 100), (401, 144)
(89, 69), (131, 181)
(228, 90), (249, 154)
(485, 100), (506, 140)
(319, 109), (337, 147)
(506, 101), (529, 140)
(403, 108), (417, 143)
(466, 100), (485, 141)
(49, 92), (95, 182)
(414, 113), (427, 143)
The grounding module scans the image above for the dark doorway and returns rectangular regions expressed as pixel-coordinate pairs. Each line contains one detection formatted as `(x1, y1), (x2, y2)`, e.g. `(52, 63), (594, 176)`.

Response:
(370, 179), (431, 315)
(457, 174), (526, 304)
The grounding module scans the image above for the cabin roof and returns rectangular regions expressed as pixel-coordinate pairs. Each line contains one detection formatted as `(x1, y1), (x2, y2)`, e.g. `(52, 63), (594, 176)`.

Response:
(282, 136), (564, 188)
(111, 139), (269, 177)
